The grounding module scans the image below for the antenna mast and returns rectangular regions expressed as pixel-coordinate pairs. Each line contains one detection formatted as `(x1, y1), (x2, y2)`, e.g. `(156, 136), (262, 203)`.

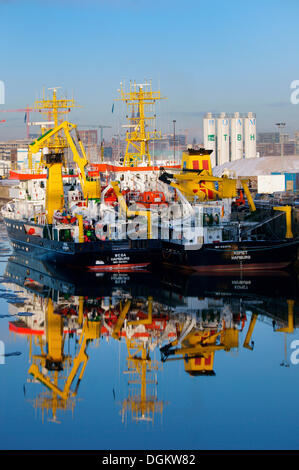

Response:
(117, 80), (165, 167)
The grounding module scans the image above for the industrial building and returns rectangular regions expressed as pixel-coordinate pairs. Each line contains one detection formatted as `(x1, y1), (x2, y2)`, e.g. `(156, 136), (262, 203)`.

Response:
(0, 139), (32, 162)
(257, 132), (280, 143)
(203, 112), (257, 167)
(213, 155), (299, 193)
(257, 132), (296, 157)
(294, 131), (299, 155)
(77, 129), (98, 146)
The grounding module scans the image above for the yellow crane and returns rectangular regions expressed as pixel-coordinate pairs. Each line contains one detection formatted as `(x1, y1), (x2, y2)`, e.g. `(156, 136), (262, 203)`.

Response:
(29, 120), (101, 224)
(159, 148), (256, 211)
(160, 324), (239, 376)
(28, 297), (100, 423)
(28, 87), (78, 171)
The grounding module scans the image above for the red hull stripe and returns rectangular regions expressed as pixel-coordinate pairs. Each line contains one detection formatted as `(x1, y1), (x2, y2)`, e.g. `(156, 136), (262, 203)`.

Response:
(188, 262), (290, 273)
(163, 261), (291, 275)
(87, 262), (150, 272)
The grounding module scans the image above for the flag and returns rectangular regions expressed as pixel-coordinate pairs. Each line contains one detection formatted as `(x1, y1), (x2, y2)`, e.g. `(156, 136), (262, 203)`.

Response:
(111, 103), (114, 113)
(24, 113), (27, 123)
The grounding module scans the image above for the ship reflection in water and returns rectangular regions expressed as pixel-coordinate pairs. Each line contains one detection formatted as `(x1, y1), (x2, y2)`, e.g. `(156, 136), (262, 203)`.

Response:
(2, 252), (299, 448)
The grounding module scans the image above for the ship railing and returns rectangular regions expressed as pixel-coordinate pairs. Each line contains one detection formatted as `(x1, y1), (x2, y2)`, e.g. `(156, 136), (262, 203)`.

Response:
(32, 211), (46, 225)
(239, 212), (284, 237)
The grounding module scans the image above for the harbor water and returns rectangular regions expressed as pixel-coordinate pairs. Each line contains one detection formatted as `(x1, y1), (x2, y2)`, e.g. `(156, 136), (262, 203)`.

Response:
(1, 224), (299, 451)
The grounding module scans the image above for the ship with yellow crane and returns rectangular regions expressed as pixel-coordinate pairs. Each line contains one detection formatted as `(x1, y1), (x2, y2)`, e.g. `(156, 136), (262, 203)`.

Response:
(1, 87), (161, 271)
(2, 82), (299, 274)
(102, 80), (299, 273)
(157, 146), (299, 272)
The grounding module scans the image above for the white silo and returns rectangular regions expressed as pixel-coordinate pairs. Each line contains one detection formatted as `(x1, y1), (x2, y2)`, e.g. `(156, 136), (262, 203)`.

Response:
(230, 112), (243, 161)
(217, 112), (229, 166)
(203, 113), (216, 167)
(244, 112), (256, 159)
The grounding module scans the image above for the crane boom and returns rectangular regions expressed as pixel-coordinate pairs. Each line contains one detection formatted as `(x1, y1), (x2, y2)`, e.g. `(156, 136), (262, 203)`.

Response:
(29, 120), (101, 223)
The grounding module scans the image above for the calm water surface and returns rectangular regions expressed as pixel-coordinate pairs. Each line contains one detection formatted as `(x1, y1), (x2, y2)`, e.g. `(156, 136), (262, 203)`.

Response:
(0, 224), (299, 451)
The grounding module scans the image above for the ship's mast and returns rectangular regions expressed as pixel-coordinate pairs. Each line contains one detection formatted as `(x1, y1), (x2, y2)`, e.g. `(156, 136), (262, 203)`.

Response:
(33, 88), (78, 160)
(121, 339), (163, 424)
(120, 297), (164, 424)
(117, 81), (165, 167)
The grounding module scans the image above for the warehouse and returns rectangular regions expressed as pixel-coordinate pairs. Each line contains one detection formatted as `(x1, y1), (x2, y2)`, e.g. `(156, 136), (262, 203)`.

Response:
(213, 155), (299, 193)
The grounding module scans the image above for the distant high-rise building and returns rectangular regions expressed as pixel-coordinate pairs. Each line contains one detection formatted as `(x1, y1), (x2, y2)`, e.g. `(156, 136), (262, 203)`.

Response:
(78, 129), (98, 146)
(0, 139), (32, 162)
(166, 134), (186, 147)
(256, 141), (295, 157)
(279, 133), (290, 143)
(294, 131), (299, 155)
(257, 132), (279, 143)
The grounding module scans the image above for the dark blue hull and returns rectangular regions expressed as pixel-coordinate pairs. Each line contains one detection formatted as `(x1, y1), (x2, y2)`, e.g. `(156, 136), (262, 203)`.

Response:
(4, 217), (161, 271)
(162, 239), (299, 273)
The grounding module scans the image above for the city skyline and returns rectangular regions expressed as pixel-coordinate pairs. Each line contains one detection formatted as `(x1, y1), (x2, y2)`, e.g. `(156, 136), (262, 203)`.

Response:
(0, 0), (299, 141)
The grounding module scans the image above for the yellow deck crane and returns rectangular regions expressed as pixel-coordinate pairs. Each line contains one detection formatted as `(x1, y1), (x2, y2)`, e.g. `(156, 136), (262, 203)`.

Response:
(29, 120), (101, 224)
(160, 323), (239, 376)
(28, 297), (100, 423)
(159, 148), (256, 211)
(28, 87), (78, 172)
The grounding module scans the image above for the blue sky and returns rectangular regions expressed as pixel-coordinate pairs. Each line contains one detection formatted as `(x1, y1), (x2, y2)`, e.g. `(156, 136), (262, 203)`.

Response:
(0, 0), (299, 140)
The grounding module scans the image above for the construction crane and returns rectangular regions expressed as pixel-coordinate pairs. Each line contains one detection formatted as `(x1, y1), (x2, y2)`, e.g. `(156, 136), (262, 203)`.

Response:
(0, 89), (73, 139)
(0, 105), (35, 138)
